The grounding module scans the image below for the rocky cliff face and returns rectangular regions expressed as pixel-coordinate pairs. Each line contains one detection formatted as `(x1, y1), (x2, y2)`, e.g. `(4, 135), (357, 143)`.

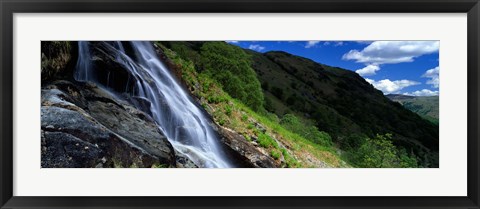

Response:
(41, 41), (186, 168)
(41, 80), (177, 168)
(41, 41), (278, 168)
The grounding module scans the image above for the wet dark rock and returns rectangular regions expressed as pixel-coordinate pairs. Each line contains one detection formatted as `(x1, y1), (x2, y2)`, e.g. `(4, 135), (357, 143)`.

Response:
(92, 58), (136, 93)
(41, 80), (176, 168)
(88, 99), (175, 164)
(41, 131), (102, 168)
(41, 41), (281, 169)
(174, 126), (195, 146)
(82, 42), (138, 94)
(175, 153), (199, 168)
(129, 96), (153, 116)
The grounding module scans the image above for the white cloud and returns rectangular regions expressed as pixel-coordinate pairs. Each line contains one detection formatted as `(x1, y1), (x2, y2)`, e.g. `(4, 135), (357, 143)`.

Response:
(365, 78), (420, 94)
(334, 41), (344, 46)
(422, 66), (439, 88)
(248, 44), (266, 52)
(322, 41), (344, 47)
(355, 64), (380, 76)
(342, 41), (439, 65)
(226, 41), (239, 44)
(305, 41), (320, 48)
(404, 89), (439, 96)
(356, 41), (373, 44)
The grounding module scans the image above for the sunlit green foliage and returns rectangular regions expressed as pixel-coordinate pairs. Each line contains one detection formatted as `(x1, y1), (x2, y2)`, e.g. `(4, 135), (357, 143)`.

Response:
(159, 42), (349, 168)
(347, 134), (418, 168)
(257, 133), (279, 148)
(247, 49), (438, 167)
(281, 148), (301, 168)
(160, 41), (437, 168)
(357, 134), (398, 167)
(200, 42), (264, 111)
(270, 150), (281, 160)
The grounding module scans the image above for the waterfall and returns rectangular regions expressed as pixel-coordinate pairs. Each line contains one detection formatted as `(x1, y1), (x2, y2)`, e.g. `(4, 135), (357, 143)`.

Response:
(74, 41), (93, 81)
(75, 41), (233, 168)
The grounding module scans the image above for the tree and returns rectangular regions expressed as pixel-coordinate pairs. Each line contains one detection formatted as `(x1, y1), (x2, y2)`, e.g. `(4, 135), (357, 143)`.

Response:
(200, 42), (264, 111)
(356, 134), (399, 168)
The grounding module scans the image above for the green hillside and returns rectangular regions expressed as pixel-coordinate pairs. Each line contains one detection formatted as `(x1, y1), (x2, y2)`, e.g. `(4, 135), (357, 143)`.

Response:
(386, 94), (439, 125)
(158, 41), (439, 168)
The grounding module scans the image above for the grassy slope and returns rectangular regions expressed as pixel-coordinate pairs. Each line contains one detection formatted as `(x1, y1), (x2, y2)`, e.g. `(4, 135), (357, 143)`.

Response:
(386, 94), (439, 125)
(157, 41), (439, 168)
(248, 50), (363, 136)
(247, 50), (439, 167)
(156, 42), (348, 168)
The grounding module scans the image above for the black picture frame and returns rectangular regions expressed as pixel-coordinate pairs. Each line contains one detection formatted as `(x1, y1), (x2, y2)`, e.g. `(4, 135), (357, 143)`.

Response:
(1, 0), (479, 208)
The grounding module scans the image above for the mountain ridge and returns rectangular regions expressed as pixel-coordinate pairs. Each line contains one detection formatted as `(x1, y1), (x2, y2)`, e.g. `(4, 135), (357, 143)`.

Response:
(246, 46), (439, 167)
(160, 41), (439, 167)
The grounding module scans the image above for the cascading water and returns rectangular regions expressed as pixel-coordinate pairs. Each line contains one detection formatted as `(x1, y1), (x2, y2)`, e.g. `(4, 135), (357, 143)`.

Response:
(74, 41), (93, 81)
(75, 41), (232, 168)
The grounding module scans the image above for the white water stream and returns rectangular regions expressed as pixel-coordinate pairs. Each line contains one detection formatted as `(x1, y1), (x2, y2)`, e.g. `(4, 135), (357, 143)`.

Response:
(75, 41), (232, 168)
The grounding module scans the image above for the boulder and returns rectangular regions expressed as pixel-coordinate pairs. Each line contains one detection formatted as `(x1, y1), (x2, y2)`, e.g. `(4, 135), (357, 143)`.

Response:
(129, 96), (153, 116)
(175, 152), (199, 168)
(41, 80), (176, 168)
(218, 127), (278, 168)
(41, 130), (102, 168)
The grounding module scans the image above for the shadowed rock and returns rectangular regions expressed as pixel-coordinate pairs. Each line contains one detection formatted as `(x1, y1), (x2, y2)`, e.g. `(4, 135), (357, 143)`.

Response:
(41, 80), (176, 168)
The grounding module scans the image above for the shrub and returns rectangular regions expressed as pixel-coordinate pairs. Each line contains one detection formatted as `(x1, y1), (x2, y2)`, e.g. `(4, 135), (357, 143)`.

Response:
(200, 42), (264, 111)
(225, 105), (232, 116)
(257, 133), (278, 148)
(241, 114), (248, 121)
(218, 118), (226, 126)
(281, 148), (300, 168)
(356, 134), (398, 168)
(270, 150), (281, 160)
(346, 133), (418, 168)
(398, 148), (419, 168)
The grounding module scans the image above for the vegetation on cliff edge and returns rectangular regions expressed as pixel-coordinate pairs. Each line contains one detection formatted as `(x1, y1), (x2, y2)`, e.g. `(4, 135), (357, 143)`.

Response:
(158, 41), (438, 168)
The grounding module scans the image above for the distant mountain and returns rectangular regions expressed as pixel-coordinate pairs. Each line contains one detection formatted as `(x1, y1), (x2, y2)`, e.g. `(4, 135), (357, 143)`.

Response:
(386, 94), (439, 125)
(386, 94), (416, 100)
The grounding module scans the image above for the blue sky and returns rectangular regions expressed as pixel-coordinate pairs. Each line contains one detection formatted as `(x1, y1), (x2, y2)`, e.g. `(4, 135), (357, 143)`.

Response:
(226, 41), (439, 96)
